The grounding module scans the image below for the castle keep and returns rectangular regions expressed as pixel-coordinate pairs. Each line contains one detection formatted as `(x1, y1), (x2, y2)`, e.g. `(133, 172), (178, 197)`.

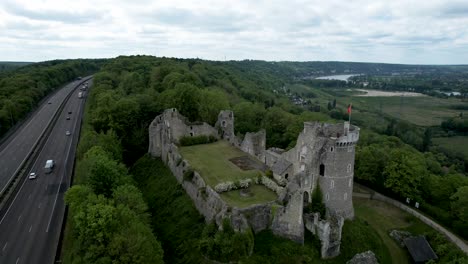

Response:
(148, 108), (360, 258)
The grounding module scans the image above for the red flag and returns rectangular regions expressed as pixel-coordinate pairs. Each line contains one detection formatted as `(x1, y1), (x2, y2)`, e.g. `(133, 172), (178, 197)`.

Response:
(347, 104), (352, 114)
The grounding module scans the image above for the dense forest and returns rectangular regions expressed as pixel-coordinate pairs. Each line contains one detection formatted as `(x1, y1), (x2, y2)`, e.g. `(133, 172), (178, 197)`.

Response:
(0, 61), (32, 72)
(59, 55), (467, 263)
(0, 59), (105, 138)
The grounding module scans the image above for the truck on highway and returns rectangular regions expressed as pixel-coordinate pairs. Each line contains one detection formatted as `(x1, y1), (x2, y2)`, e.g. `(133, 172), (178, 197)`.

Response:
(78, 92), (83, 98)
(44, 160), (55, 174)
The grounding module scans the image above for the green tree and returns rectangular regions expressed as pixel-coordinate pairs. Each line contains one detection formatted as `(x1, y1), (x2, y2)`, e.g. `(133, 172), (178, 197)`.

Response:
(84, 146), (130, 197)
(172, 83), (202, 121)
(383, 149), (427, 199)
(233, 102), (266, 134)
(198, 89), (230, 125)
(310, 185), (326, 217)
(451, 186), (468, 221)
(74, 202), (117, 262)
(422, 128), (432, 151)
(355, 145), (390, 187)
(112, 184), (149, 222)
(109, 206), (164, 264)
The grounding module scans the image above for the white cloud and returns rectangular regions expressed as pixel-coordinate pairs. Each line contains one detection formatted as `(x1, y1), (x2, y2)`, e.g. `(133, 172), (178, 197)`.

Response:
(0, 0), (467, 64)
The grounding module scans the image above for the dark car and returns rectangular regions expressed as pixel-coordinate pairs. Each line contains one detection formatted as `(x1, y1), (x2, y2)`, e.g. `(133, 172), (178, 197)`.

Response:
(68, 111), (72, 114)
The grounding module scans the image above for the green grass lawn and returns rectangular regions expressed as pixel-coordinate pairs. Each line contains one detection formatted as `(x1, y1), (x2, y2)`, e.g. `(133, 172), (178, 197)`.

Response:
(354, 198), (412, 263)
(433, 136), (468, 159)
(347, 95), (466, 126)
(220, 184), (277, 208)
(180, 140), (262, 187)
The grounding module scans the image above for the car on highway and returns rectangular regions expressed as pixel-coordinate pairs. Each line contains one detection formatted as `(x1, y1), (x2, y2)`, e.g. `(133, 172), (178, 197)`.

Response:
(66, 116), (70, 120)
(68, 111), (72, 114)
(48, 101), (51, 104)
(28, 172), (37, 180)
(66, 131), (71, 136)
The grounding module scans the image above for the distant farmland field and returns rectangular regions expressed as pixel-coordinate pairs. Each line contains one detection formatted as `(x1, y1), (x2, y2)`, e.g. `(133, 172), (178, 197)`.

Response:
(433, 136), (468, 159)
(349, 94), (467, 126)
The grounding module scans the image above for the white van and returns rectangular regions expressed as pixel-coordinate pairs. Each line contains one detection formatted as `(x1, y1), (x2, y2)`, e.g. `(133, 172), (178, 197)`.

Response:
(44, 160), (55, 174)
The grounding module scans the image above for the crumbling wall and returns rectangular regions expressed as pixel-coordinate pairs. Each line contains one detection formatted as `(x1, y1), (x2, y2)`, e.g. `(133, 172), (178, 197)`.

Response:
(148, 108), (219, 157)
(304, 213), (344, 258)
(271, 190), (305, 244)
(215, 110), (235, 142)
(149, 108), (361, 258)
(240, 129), (266, 161)
(235, 203), (274, 233)
(265, 149), (281, 168)
(164, 143), (228, 222)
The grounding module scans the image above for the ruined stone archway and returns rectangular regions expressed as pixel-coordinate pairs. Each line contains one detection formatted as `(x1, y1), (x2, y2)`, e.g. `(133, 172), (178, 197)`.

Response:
(303, 191), (309, 203)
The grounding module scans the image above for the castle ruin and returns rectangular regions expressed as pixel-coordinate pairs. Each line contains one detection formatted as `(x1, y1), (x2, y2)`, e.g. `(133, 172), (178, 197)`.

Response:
(148, 108), (360, 258)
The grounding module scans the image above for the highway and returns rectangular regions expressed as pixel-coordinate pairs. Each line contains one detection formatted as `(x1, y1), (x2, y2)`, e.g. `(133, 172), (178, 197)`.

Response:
(0, 79), (83, 196)
(0, 79), (90, 263)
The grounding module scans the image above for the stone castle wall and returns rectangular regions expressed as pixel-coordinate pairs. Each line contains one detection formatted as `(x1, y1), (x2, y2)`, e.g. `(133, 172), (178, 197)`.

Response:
(148, 108), (276, 233)
(148, 108), (360, 258)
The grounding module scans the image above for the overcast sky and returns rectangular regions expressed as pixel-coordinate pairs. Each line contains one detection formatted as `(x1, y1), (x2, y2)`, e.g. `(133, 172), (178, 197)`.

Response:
(1, 0), (467, 64)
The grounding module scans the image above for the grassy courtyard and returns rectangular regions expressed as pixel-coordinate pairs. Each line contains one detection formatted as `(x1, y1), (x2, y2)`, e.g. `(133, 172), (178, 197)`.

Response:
(179, 140), (262, 187)
(180, 140), (277, 207)
(220, 184), (277, 208)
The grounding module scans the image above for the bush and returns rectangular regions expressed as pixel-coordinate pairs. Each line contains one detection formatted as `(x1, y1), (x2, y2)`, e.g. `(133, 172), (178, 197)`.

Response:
(131, 156), (205, 264)
(265, 169), (273, 179)
(199, 219), (254, 262)
(309, 185), (326, 217)
(179, 135), (217, 146)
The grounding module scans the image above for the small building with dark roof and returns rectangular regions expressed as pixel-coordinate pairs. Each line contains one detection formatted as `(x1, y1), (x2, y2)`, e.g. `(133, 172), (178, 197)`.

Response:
(404, 236), (438, 264)
(271, 159), (293, 185)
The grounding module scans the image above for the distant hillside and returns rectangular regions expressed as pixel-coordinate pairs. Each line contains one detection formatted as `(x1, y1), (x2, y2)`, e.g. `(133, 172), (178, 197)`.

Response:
(0, 61), (33, 72)
(224, 60), (468, 80)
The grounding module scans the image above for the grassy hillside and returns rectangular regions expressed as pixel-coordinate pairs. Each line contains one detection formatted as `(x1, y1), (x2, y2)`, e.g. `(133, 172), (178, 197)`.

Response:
(433, 136), (468, 159)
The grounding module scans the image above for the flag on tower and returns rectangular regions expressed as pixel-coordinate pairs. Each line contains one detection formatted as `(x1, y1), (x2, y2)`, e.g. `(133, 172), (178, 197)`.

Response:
(347, 103), (352, 114)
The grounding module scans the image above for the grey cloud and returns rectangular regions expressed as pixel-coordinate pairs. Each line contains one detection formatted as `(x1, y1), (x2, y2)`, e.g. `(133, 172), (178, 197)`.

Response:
(3, 2), (104, 24)
(143, 7), (252, 33)
(438, 1), (468, 17)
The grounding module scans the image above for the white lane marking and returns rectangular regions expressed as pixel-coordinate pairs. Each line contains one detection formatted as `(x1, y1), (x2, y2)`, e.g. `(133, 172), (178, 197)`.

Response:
(0, 173), (28, 225)
(0, 79), (82, 196)
(16, 257), (20, 264)
(17, 215), (21, 222)
(46, 86), (81, 232)
(2, 242), (7, 251)
(0, 80), (84, 226)
(38, 203), (41, 209)
(29, 225), (32, 232)
(28, 194), (31, 200)
(45, 185), (47, 191)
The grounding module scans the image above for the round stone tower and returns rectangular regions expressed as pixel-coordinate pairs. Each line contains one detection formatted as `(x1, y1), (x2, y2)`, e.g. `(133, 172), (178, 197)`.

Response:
(316, 122), (359, 219)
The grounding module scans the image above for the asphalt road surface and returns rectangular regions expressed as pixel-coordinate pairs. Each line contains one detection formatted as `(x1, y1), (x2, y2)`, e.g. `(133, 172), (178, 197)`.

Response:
(0, 79), (83, 196)
(0, 79), (90, 263)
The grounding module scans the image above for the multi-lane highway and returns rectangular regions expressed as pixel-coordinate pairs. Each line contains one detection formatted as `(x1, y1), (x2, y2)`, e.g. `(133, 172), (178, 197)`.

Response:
(0, 79), (83, 196)
(0, 78), (91, 263)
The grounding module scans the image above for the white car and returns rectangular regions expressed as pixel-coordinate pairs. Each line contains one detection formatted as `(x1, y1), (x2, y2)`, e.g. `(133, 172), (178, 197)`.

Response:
(66, 131), (71, 136)
(29, 172), (37, 180)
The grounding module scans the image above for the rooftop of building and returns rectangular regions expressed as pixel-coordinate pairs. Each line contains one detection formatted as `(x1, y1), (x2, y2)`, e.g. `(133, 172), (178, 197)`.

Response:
(404, 236), (438, 263)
